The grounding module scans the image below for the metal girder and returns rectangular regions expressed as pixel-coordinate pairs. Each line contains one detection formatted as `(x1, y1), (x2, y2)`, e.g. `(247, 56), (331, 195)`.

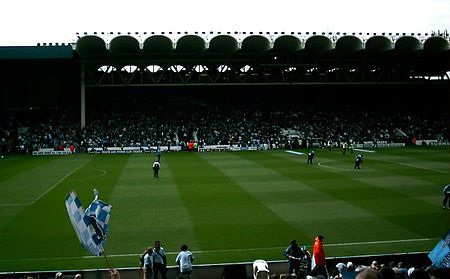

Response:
(81, 55), (449, 87)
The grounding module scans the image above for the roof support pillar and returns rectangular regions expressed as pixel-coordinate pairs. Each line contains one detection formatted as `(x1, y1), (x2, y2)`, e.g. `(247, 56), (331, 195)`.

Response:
(80, 63), (86, 130)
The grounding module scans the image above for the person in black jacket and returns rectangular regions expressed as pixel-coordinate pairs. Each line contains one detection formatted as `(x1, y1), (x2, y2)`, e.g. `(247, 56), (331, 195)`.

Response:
(153, 160), (160, 178)
(307, 151), (315, 164)
(284, 239), (303, 276)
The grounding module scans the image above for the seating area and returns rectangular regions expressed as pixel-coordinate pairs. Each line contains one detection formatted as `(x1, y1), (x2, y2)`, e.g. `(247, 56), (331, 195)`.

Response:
(0, 90), (447, 155)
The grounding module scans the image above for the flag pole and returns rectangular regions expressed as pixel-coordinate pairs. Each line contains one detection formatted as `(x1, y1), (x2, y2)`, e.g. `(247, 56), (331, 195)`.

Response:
(102, 250), (112, 271)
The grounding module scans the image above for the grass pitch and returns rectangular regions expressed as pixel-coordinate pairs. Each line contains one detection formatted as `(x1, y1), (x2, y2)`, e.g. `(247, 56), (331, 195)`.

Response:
(0, 146), (448, 272)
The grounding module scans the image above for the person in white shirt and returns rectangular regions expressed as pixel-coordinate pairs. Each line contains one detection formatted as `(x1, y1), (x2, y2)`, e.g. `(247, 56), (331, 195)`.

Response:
(175, 244), (194, 277)
(143, 246), (154, 279)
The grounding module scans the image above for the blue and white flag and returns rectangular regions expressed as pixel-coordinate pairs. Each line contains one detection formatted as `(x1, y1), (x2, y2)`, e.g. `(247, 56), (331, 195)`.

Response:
(428, 230), (450, 268)
(65, 189), (112, 256)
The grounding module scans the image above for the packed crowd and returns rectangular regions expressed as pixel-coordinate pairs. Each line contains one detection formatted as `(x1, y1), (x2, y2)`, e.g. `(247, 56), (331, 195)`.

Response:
(0, 94), (447, 154)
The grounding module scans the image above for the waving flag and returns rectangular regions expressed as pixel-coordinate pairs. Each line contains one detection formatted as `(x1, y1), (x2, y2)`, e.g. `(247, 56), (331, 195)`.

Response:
(65, 189), (112, 256)
(428, 230), (450, 268)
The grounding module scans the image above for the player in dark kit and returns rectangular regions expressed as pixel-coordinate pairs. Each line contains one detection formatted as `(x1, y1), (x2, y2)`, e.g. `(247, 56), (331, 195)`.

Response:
(153, 160), (160, 178)
(354, 154), (363, 169)
(307, 151), (315, 164)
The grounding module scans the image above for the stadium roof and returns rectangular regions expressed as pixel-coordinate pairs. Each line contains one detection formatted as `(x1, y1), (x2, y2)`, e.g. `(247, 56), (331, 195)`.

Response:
(70, 33), (450, 86)
(0, 33), (449, 86)
(74, 33), (450, 59)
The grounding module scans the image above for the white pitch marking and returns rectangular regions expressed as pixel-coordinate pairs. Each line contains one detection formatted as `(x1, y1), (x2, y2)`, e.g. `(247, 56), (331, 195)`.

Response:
(0, 157), (92, 207)
(353, 149), (376, 153)
(1, 237), (437, 262)
(286, 150), (305, 155)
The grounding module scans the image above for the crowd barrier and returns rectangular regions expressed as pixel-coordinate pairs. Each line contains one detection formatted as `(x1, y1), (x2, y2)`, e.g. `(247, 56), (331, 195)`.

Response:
(31, 140), (448, 156)
(32, 148), (70, 156)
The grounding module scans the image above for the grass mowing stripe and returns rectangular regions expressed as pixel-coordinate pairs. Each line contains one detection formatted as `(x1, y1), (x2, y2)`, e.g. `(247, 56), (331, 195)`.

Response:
(0, 156), (91, 205)
(0, 147), (447, 272)
(201, 152), (313, 242)
(0, 154), (129, 272)
(166, 152), (303, 263)
(106, 153), (199, 267)
(240, 150), (447, 254)
(0, 155), (93, 230)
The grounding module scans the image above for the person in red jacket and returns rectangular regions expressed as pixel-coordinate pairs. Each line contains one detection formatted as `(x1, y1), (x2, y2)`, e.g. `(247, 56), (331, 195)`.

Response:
(311, 234), (328, 278)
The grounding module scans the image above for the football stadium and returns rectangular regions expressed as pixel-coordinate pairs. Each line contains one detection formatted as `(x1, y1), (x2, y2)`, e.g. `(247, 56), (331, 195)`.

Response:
(0, 11), (449, 279)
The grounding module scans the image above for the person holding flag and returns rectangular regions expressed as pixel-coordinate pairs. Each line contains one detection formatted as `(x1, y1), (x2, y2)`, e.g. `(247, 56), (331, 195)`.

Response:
(65, 189), (112, 266)
(428, 230), (450, 268)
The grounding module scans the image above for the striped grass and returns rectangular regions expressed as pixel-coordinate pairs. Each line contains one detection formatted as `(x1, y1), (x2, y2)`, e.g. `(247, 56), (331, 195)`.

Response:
(0, 146), (448, 272)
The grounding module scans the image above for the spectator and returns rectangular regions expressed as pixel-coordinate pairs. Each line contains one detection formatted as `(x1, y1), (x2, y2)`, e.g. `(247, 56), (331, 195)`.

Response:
(108, 269), (121, 279)
(355, 268), (382, 279)
(379, 266), (395, 279)
(370, 261), (380, 271)
(175, 244), (194, 278)
(283, 239), (303, 276)
(153, 240), (167, 279)
(311, 235), (327, 278)
(143, 246), (154, 279)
